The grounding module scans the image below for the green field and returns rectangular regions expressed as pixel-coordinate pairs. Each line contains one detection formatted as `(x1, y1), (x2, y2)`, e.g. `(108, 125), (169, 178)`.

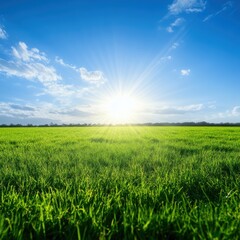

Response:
(0, 126), (239, 239)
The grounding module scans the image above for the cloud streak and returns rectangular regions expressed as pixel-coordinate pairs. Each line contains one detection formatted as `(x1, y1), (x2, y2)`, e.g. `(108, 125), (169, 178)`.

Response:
(55, 56), (106, 85)
(203, 1), (233, 22)
(169, 0), (206, 15)
(0, 101), (98, 124)
(160, 55), (172, 61)
(170, 42), (180, 50)
(154, 104), (204, 115)
(55, 56), (77, 70)
(167, 17), (185, 32)
(0, 26), (7, 39)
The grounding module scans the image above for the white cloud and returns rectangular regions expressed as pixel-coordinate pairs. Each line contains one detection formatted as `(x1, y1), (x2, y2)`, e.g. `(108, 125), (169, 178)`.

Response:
(55, 56), (65, 65)
(160, 55), (172, 61)
(181, 69), (191, 76)
(12, 42), (48, 62)
(0, 37), (109, 123)
(40, 82), (91, 99)
(0, 59), (61, 83)
(42, 82), (75, 97)
(231, 106), (240, 116)
(0, 27), (7, 39)
(0, 58), (78, 99)
(154, 104), (204, 115)
(0, 102), (35, 118)
(215, 106), (240, 120)
(55, 56), (76, 70)
(167, 18), (185, 32)
(0, 41), (106, 101)
(208, 104), (216, 110)
(180, 104), (203, 111)
(203, 1), (233, 22)
(170, 42), (179, 50)
(169, 0), (206, 15)
(0, 101), (97, 124)
(167, 27), (174, 34)
(0, 41), (68, 98)
(55, 57), (106, 86)
(79, 67), (105, 85)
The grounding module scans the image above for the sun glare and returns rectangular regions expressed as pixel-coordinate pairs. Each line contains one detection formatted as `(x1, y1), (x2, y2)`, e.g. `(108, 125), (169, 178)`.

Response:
(105, 94), (139, 123)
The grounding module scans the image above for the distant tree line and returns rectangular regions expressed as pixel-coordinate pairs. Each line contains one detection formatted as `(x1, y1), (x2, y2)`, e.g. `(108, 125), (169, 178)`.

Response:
(1, 121), (240, 127)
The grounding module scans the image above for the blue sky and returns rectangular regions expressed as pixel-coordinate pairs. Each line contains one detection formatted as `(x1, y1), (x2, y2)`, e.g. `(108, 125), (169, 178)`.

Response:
(0, 0), (240, 124)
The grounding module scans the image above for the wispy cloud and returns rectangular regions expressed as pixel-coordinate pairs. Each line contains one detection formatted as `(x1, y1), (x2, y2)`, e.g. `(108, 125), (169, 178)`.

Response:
(0, 57), (80, 100)
(9, 104), (35, 111)
(12, 42), (48, 62)
(203, 1), (233, 22)
(0, 102), (35, 118)
(0, 101), (98, 124)
(181, 69), (191, 76)
(154, 104), (204, 115)
(0, 58), (61, 83)
(0, 40), (105, 99)
(0, 26), (7, 39)
(55, 57), (106, 85)
(160, 55), (172, 61)
(159, 0), (206, 34)
(215, 106), (240, 120)
(170, 42), (180, 50)
(79, 67), (106, 85)
(169, 0), (206, 15)
(231, 106), (240, 116)
(55, 56), (77, 70)
(0, 41), (82, 99)
(166, 17), (185, 32)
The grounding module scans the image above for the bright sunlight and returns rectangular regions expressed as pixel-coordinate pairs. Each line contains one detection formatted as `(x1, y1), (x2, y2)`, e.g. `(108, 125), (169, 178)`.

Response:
(104, 94), (139, 123)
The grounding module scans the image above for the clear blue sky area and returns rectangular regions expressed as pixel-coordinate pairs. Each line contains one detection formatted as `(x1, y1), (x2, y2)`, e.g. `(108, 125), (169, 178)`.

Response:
(0, 0), (240, 124)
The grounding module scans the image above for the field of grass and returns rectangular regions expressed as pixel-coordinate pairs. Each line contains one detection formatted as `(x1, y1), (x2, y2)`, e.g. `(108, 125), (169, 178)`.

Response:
(0, 126), (240, 239)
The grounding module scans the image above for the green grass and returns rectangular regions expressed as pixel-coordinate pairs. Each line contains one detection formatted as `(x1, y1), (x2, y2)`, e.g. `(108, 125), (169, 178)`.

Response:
(0, 126), (240, 239)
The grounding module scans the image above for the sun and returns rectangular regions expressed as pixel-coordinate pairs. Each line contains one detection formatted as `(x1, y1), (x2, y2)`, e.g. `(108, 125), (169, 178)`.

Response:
(104, 94), (139, 123)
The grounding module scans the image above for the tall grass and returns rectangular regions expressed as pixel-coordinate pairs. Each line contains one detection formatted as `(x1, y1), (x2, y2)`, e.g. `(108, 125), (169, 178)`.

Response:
(0, 126), (239, 239)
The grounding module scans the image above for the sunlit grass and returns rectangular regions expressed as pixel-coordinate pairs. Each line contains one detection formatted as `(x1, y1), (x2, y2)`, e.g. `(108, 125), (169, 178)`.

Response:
(0, 126), (240, 239)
